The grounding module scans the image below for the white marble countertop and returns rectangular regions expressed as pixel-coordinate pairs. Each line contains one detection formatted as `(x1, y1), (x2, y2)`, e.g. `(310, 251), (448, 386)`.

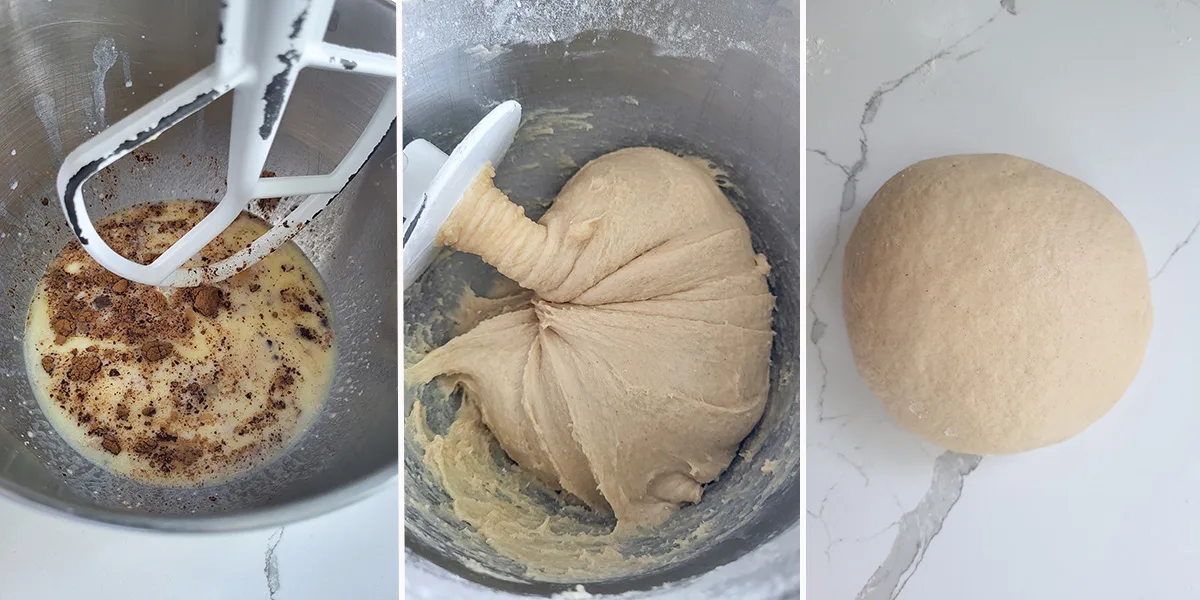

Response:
(808, 1), (1200, 598)
(0, 484), (398, 599)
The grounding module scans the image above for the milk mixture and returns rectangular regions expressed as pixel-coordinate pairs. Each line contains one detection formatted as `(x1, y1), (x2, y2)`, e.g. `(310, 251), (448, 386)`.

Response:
(24, 200), (335, 486)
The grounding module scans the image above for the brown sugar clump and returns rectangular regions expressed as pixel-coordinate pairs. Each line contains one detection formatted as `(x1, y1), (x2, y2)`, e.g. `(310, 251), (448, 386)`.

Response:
(101, 436), (122, 455)
(176, 443), (203, 465)
(51, 317), (74, 337)
(142, 340), (173, 362)
(273, 368), (294, 390)
(194, 286), (222, 318)
(41, 355), (55, 374)
(132, 438), (158, 454)
(235, 411), (277, 435)
(67, 354), (102, 381)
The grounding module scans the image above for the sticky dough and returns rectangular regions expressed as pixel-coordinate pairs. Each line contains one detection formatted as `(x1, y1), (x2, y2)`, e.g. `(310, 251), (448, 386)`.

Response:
(409, 147), (774, 527)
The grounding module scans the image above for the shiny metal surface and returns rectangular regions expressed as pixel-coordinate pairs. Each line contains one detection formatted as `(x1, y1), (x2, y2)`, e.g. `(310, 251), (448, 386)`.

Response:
(0, 0), (397, 531)
(403, 0), (800, 596)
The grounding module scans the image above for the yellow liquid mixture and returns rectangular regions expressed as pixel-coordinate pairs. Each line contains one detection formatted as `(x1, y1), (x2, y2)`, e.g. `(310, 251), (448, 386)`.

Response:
(24, 200), (335, 486)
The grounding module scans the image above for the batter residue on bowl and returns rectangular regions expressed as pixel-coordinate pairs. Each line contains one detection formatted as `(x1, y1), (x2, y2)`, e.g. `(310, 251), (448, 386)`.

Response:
(24, 200), (335, 486)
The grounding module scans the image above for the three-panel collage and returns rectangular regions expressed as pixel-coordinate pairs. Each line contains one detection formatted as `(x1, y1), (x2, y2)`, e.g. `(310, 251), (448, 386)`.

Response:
(0, 0), (802, 599)
(7, 0), (1182, 599)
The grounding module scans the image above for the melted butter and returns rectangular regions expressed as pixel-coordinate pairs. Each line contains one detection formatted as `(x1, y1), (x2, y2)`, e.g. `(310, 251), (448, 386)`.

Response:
(25, 200), (335, 487)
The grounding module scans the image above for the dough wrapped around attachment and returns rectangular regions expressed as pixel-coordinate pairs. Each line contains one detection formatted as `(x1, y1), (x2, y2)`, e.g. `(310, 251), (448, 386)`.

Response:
(409, 147), (774, 527)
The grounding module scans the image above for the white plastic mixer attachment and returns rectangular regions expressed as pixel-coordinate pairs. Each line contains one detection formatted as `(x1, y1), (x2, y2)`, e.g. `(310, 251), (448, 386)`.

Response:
(56, 0), (397, 287)
(401, 100), (522, 289)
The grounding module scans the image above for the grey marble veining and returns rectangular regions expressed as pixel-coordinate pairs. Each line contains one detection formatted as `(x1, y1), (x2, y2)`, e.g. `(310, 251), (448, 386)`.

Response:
(809, 0), (1200, 597)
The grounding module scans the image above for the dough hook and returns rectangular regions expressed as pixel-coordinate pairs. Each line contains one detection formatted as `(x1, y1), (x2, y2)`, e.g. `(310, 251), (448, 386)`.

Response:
(56, 0), (397, 287)
(401, 100), (522, 289)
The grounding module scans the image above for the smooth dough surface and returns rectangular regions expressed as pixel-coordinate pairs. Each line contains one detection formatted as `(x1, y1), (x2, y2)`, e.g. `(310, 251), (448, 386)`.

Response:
(409, 147), (774, 527)
(843, 154), (1152, 455)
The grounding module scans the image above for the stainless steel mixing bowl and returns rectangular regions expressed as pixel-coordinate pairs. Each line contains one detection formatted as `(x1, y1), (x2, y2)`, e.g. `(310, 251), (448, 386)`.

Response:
(0, 0), (397, 531)
(403, 0), (800, 596)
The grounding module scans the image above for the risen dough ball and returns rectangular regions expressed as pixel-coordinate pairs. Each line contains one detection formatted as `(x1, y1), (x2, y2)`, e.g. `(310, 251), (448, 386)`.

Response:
(843, 154), (1152, 454)
(411, 147), (774, 527)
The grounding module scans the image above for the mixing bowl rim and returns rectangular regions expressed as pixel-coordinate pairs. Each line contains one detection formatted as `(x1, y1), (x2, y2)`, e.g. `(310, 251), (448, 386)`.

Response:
(0, 461), (397, 533)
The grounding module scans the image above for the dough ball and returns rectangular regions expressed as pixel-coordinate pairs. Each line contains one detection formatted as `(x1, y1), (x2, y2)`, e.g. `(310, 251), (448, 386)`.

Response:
(843, 154), (1152, 454)
(411, 148), (774, 528)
